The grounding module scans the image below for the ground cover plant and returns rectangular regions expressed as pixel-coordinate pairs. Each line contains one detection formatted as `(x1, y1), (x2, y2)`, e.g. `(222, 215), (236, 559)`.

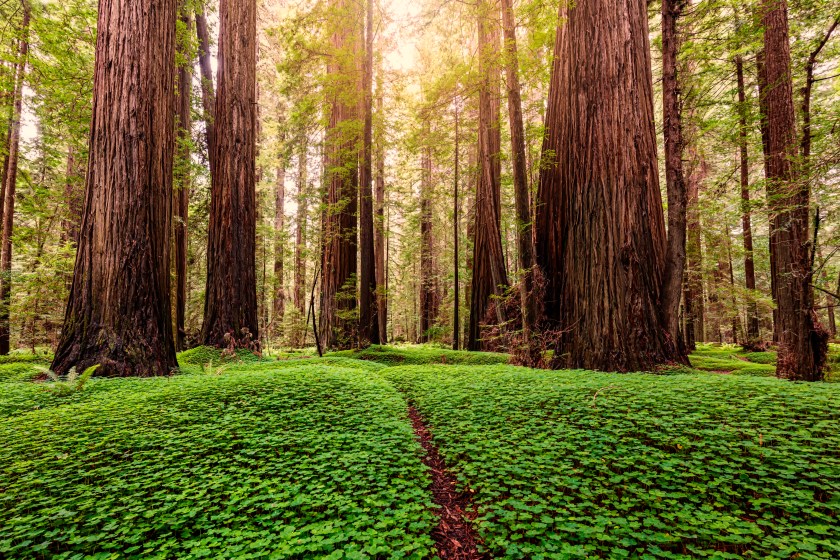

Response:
(0, 365), (436, 559)
(328, 344), (510, 367)
(385, 365), (840, 559)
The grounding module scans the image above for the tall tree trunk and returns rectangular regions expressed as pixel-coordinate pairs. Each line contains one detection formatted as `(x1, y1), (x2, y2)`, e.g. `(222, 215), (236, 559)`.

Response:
(468, 0), (508, 351)
(62, 146), (83, 247)
(0, 2), (30, 355)
(201, 0), (258, 347)
(735, 56), (760, 346)
(501, 0), (538, 349)
(293, 144), (308, 347)
(535, 0), (687, 371)
(320, 0), (360, 349)
(660, 0), (688, 352)
(273, 132), (287, 338)
(374, 89), (387, 343)
(419, 142), (437, 342)
(358, 0), (379, 346)
(52, 0), (178, 376)
(195, 4), (216, 178)
(175, 7), (192, 351)
(762, 0), (827, 380)
(452, 102), (460, 350)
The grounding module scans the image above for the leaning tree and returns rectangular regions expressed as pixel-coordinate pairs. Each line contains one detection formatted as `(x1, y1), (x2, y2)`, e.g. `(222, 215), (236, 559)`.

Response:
(52, 0), (178, 376)
(535, 0), (687, 371)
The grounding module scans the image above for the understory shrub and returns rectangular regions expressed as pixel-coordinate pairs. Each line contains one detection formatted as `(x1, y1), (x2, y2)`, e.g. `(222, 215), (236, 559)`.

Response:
(328, 344), (509, 367)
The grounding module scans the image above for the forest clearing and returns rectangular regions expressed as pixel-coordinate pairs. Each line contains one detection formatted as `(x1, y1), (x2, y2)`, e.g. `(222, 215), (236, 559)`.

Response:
(2, 0), (840, 557)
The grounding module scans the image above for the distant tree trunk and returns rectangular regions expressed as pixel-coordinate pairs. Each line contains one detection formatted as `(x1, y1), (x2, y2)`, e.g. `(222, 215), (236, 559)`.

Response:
(735, 56), (760, 346)
(501, 0), (538, 348)
(660, 0), (688, 351)
(762, 0), (827, 380)
(195, 4), (216, 178)
(468, 0), (508, 351)
(800, 17), (838, 166)
(273, 132), (287, 338)
(62, 146), (83, 246)
(293, 145), (308, 347)
(201, 0), (259, 347)
(320, 0), (360, 349)
(175, 7), (192, 351)
(419, 142), (437, 342)
(756, 50), (779, 344)
(374, 89), (387, 343)
(52, 0), (178, 376)
(358, 0), (379, 346)
(452, 102), (460, 350)
(535, 0), (687, 371)
(0, 2), (30, 355)
(684, 142), (706, 348)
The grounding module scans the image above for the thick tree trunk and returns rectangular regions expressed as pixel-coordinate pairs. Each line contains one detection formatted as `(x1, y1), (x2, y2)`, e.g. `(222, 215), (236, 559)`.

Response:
(195, 4), (216, 178)
(273, 134), (287, 338)
(468, 0), (508, 350)
(320, 0), (360, 349)
(293, 145), (307, 347)
(358, 0), (379, 346)
(535, 0), (687, 371)
(501, 0), (538, 348)
(735, 56), (760, 346)
(175, 7), (192, 351)
(201, 0), (259, 347)
(762, 0), (827, 380)
(374, 90), (387, 343)
(0, 3), (30, 355)
(52, 0), (178, 376)
(419, 143), (437, 342)
(660, 0), (688, 351)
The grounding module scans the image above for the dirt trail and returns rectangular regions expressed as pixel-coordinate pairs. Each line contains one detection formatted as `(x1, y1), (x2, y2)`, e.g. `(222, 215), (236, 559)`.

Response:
(408, 406), (488, 560)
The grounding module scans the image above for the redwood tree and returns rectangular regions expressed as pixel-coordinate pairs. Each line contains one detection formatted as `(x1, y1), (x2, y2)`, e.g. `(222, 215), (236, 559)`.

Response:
(201, 0), (259, 347)
(761, 0), (827, 380)
(535, 0), (687, 371)
(467, 0), (508, 350)
(174, 7), (192, 351)
(52, 0), (178, 376)
(419, 141), (438, 342)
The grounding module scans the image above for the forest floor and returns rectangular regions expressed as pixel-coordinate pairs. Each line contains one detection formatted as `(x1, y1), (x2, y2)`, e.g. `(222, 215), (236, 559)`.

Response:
(1, 343), (839, 558)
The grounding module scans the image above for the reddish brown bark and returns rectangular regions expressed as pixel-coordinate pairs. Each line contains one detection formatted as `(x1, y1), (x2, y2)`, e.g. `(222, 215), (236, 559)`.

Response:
(419, 142), (438, 342)
(735, 56), (760, 346)
(201, 0), (259, 347)
(293, 145), (308, 346)
(762, 0), (827, 380)
(0, 2), (30, 355)
(320, 0), (361, 349)
(195, 4), (216, 178)
(374, 89), (387, 343)
(501, 0), (538, 345)
(274, 132), (287, 338)
(175, 7), (192, 351)
(452, 103), (460, 350)
(358, 0), (379, 346)
(660, 0), (688, 350)
(52, 0), (178, 376)
(535, 0), (686, 371)
(468, 0), (508, 350)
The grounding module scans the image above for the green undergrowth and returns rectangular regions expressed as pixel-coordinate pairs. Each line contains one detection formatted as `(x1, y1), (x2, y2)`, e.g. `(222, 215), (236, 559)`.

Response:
(175, 345), (273, 366)
(385, 365), (840, 559)
(0, 353), (53, 382)
(328, 344), (510, 367)
(0, 366), (436, 559)
(689, 344), (777, 376)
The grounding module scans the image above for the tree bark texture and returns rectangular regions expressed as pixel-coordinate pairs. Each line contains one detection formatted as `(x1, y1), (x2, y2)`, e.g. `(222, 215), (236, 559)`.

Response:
(175, 7), (192, 351)
(273, 135), (287, 337)
(762, 0), (827, 380)
(419, 143), (437, 342)
(195, 4), (216, 179)
(468, 0), (508, 351)
(374, 89), (387, 343)
(535, 0), (686, 371)
(201, 0), (259, 347)
(52, 0), (178, 376)
(293, 145), (308, 346)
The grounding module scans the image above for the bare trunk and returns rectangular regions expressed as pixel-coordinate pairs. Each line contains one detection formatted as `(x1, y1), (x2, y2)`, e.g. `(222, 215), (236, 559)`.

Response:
(274, 133), (287, 338)
(0, 3), (30, 355)
(468, 0), (508, 350)
(293, 145), (308, 347)
(452, 103), (460, 350)
(175, 7), (192, 351)
(419, 142), (437, 342)
(201, 0), (259, 347)
(374, 89), (387, 343)
(52, 0), (178, 376)
(195, 4), (216, 178)
(762, 0), (827, 380)
(535, 0), (686, 371)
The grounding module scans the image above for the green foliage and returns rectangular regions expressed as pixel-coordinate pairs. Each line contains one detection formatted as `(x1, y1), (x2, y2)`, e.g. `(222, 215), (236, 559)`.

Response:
(176, 345), (271, 366)
(36, 364), (100, 396)
(328, 344), (510, 367)
(0, 353), (53, 382)
(385, 365), (840, 559)
(0, 366), (436, 558)
(689, 344), (778, 376)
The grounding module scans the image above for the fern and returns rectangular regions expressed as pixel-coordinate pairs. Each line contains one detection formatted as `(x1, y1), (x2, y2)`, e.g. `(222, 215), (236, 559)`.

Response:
(202, 361), (229, 376)
(35, 364), (100, 396)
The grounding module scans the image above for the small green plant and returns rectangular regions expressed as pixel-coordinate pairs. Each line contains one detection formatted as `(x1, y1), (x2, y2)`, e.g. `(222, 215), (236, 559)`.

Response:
(201, 360), (229, 376)
(35, 364), (100, 396)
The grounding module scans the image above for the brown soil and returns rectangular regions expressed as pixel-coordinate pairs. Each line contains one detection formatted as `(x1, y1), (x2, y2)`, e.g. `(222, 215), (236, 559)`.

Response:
(408, 406), (488, 560)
